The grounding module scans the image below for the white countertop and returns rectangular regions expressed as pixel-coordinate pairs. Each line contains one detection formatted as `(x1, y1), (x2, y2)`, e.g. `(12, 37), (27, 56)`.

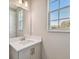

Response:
(10, 36), (42, 51)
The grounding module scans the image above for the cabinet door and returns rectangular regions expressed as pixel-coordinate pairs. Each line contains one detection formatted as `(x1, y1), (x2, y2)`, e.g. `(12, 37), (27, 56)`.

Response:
(9, 45), (18, 59)
(19, 43), (41, 59)
(30, 43), (41, 59)
(19, 48), (31, 59)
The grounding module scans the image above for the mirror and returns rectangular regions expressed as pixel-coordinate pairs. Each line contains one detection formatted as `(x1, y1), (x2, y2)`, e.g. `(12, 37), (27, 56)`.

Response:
(10, 7), (26, 38)
(9, 0), (30, 38)
(16, 8), (25, 36)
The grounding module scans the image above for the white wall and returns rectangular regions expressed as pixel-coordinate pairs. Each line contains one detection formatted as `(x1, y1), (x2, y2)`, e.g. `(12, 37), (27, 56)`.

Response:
(10, 9), (17, 38)
(30, 0), (70, 59)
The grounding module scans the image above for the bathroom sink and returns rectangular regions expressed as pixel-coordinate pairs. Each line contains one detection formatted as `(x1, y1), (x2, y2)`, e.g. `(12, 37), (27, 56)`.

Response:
(18, 39), (34, 45)
(10, 36), (41, 51)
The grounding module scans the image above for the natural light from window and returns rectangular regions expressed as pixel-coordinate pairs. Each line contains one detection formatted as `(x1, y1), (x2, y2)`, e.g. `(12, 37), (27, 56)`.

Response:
(48, 0), (70, 31)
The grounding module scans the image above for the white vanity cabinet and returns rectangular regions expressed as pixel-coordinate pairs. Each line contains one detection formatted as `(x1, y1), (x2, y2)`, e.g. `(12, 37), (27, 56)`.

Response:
(19, 43), (41, 59)
(10, 37), (42, 59)
(9, 45), (18, 59)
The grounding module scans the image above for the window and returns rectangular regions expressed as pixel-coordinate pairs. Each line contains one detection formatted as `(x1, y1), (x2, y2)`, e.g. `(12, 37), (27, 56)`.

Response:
(17, 8), (24, 31)
(48, 0), (70, 31)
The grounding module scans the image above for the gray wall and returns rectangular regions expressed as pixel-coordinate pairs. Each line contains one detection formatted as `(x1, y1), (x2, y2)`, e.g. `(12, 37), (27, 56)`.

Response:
(30, 0), (70, 59)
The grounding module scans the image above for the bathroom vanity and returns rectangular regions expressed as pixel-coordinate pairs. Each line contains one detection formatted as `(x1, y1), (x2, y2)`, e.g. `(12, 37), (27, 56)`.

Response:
(9, 36), (42, 59)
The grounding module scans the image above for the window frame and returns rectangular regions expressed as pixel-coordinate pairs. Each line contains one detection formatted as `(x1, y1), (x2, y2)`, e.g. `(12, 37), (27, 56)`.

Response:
(47, 0), (70, 32)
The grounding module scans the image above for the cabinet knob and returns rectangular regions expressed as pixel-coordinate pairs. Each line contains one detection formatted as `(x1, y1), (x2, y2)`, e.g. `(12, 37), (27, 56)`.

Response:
(30, 48), (35, 55)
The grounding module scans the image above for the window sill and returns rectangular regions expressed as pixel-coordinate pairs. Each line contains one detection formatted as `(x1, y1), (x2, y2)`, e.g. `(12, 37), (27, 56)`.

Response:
(48, 29), (70, 33)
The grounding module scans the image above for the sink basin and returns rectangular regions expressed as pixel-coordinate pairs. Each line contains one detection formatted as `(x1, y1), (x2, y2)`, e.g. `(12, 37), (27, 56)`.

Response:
(10, 36), (41, 51)
(18, 39), (34, 45)
(10, 37), (34, 46)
